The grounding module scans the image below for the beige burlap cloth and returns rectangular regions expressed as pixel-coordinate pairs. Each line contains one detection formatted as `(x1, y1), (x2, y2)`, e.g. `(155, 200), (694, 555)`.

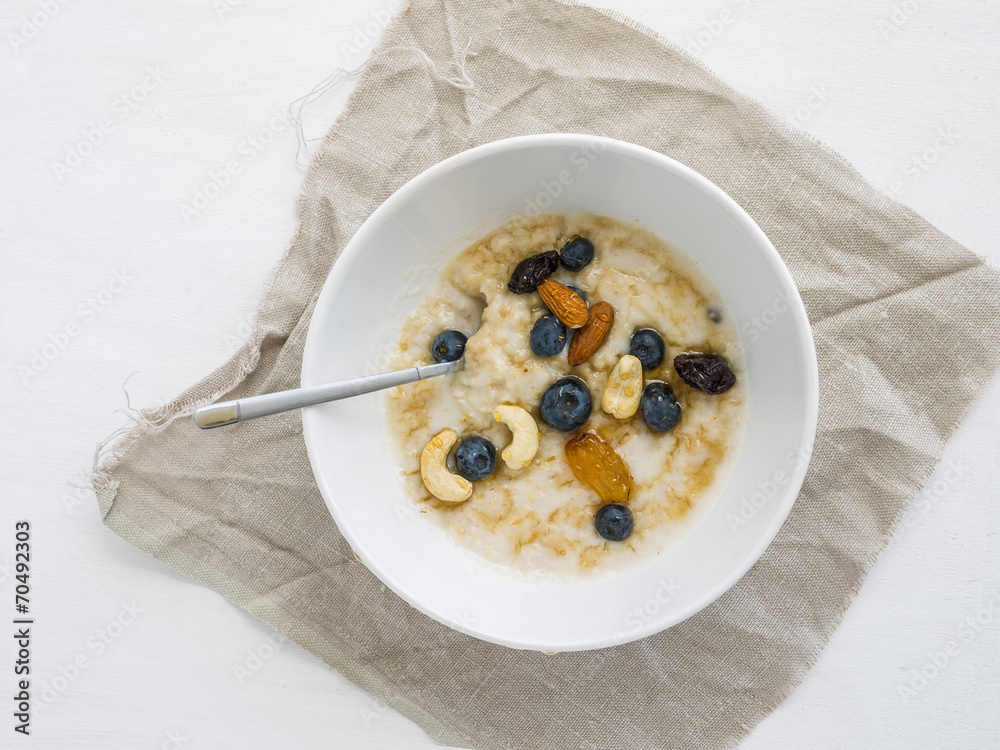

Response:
(92, 0), (1000, 747)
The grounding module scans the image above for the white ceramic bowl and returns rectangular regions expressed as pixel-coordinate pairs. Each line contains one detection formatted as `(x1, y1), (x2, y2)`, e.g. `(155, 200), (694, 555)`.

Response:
(302, 134), (818, 651)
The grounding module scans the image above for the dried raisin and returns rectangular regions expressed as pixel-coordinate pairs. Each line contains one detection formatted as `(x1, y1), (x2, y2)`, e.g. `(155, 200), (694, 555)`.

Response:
(564, 432), (634, 503)
(673, 353), (736, 395)
(507, 250), (560, 294)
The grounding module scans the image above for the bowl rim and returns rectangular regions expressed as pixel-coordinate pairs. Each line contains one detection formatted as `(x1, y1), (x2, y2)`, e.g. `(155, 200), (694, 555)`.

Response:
(301, 133), (819, 650)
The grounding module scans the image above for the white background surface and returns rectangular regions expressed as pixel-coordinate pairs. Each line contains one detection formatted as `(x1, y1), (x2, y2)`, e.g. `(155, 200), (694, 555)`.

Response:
(1, 0), (997, 747)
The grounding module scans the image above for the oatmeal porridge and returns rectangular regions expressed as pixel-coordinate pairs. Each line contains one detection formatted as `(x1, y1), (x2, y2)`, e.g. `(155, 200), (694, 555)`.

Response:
(384, 212), (747, 577)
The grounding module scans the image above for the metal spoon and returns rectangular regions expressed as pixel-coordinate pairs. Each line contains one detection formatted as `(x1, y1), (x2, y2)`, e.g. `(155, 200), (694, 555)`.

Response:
(191, 358), (462, 429)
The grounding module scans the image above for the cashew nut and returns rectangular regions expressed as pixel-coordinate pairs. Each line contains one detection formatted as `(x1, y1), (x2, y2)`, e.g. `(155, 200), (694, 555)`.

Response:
(602, 354), (643, 419)
(493, 405), (540, 470)
(420, 428), (473, 503)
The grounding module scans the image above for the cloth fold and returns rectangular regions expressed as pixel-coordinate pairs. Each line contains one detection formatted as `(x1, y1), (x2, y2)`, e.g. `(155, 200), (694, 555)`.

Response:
(93, 1), (1000, 748)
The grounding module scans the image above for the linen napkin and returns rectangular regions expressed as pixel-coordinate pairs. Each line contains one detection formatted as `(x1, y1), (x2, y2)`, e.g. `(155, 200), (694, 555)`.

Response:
(93, 0), (1000, 747)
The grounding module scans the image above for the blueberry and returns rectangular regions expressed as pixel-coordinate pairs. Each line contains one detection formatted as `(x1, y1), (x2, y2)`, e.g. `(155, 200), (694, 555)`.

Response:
(566, 284), (587, 305)
(529, 315), (568, 357)
(595, 503), (633, 541)
(629, 328), (665, 370)
(454, 436), (496, 481)
(640, 381), (681, 432)
(559, 235), (595, 271)
(539, 377), (592, 432)
(431, 330), (467, 363)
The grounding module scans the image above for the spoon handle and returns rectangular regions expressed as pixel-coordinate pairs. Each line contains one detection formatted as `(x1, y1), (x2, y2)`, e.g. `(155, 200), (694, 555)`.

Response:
(191, 359), (462, 429)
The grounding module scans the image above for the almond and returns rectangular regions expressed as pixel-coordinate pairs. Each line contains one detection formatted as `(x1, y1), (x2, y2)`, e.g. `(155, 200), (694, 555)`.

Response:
(537, 278), (589, 329)
(567, 301), (614, 366)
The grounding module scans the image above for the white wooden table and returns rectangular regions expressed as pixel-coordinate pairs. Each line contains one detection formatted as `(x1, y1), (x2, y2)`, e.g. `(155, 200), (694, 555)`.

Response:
(2, 1), (997, 747)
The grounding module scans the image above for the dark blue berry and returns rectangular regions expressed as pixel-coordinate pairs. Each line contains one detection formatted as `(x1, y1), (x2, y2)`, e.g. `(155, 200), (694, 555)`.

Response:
(559, 236), (595, 271)
(595, 503), (633, 541)
(629, 328), (665, 370)
(454, 436), (496, 481)
(566, 285), (587, 305)
(431, 330), (466, 363)
(529, 315), (568, 357)
(539, 378), (592, 432)
(641, 381), (681, 432)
